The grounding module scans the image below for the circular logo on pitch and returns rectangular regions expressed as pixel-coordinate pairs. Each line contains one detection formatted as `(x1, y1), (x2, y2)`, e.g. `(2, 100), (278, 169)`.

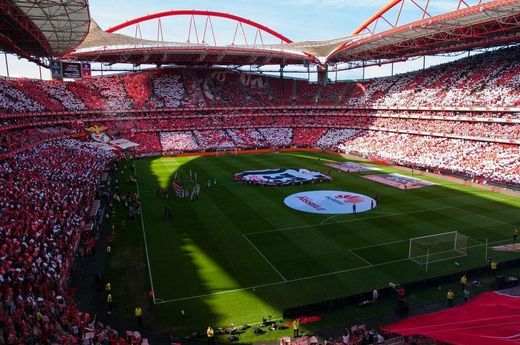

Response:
(284, 190), (376, 214)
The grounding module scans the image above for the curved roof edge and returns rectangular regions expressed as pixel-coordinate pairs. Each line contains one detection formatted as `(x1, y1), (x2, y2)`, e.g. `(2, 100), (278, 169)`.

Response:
(0, 0), (90, 58)
(327, 0), (520, 63)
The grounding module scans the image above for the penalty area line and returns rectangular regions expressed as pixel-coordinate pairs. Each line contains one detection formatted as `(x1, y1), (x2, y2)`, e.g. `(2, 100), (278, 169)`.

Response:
(154, 257), (411, 305)
(153, 237), (512, 305)
(242, 234), (287, 282)
(348, 249), (372, 266)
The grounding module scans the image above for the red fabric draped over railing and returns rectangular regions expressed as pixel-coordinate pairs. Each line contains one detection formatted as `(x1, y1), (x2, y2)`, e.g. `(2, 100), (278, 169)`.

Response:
(383, 291), (520, 345)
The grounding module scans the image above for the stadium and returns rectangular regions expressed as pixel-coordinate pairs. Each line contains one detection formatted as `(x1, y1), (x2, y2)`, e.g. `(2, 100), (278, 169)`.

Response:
(0, 0), (519, 344)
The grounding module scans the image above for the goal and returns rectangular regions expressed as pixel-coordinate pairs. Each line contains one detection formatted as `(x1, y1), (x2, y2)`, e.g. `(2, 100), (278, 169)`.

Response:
(409, 231), (469, 265)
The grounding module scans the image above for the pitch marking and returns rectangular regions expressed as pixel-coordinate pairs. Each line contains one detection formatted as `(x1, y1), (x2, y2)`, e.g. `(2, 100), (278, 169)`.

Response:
(242, 234), (287, 281)
(320, 214), (343, 225)
(468, 193), (520, 206)
(246, 207), (453, 236)
(153, 238), (511, 304)
(348, 249), (372, 265)
(134, 163), (158, 305)
(350, 238), (410, 251)
(451, 206), (517, 230)
(474, 213), (517, 227)
(320, 211), (394, 224)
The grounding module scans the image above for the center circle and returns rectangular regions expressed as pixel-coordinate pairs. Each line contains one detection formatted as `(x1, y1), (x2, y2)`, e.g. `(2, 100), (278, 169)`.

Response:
(284, 190), (377, 215)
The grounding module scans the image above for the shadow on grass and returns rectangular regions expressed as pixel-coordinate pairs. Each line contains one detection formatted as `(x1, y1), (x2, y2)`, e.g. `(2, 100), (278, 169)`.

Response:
(105, 151), (520, 344)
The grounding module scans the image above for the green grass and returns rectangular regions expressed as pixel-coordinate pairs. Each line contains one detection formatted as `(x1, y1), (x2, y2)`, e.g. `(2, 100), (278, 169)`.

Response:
(107, 151), (520, 338)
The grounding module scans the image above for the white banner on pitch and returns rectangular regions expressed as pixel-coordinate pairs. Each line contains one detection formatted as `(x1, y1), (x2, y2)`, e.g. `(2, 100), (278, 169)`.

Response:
(284, 190), (376, 215)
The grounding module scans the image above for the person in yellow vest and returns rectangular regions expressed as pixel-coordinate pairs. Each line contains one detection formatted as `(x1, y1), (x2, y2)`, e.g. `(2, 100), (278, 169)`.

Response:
(207, 326), (215, 345)
(107, 293), (113, 314)
(460, 274), (467, 292)
(293, 318), (300, 338)
(105, 282), (111, 293)
(135, 306), (143, 325)
(491, 260), (498, 274)
(513, 228), (518, 241)
(446, 289), (455, 307)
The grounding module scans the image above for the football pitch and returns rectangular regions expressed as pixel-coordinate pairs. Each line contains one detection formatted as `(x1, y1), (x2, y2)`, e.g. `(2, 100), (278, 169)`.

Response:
(110, 151), (519, 332)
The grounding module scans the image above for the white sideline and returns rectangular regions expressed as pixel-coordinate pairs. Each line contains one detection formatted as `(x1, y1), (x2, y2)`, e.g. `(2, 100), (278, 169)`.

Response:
(468, 193), (520, 207)
(242, 235), (287, 281)
(245, 207), (453, 236)
(134, 163), (158, 305)
(473, 212), (517, 227)
(154, 259), (399, 304)
(153, 237), (513, 305)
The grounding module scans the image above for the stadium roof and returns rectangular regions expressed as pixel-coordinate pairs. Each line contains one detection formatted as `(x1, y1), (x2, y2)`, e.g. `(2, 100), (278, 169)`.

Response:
(66, 11), (317, 66)
(66, 1), (520, 67)
(327, 0), (520, 63)
(1, 0), (520, 68)
(0, 0), (90, 59)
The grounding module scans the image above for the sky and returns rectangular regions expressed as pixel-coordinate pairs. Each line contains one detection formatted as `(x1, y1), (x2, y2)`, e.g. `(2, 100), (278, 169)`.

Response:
(0, 0), (489, 80)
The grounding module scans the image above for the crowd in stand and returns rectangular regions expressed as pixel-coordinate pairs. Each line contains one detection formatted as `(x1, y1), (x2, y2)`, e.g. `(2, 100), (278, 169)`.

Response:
(345, 47), (520, 108)
(338, 132), (520, 185)
(0, 47), (517, 181)
(3, 116), (515, 183)
(66, 82), (107, 110)
(293, 128), (327, 147)
(0, 140), (145, 344)
(248, 77), (277, 106)
(0, 45), (518, 345)
(1, 107), (518, 135)
(151, 73), (184, 108)
(0, 127), (80, 154)
(14, 79), (65, 112)
(158, 128), (296, 152)
(226, 128), (269, 148)
(159, 131), (200, 151)
(193, 130), (236, 150)
(40, 81), (87, 111)
(0, 121), (518, 185)
(145, 125), (520, 184)
(317, 129), (361, 149)
(0, 46), (518, 114)
(0, 79), (44, 113)
(81, 76), (133, 111)
(181, 71), (206, 108)
(120, 73), (151, 110)
(128, 132), (162, 154)
(258, 128), (293, 147)
(210, 75), (252, 107)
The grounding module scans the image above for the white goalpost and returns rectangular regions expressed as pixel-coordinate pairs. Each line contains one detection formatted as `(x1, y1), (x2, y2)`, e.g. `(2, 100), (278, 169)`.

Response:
(409, 231), (469, 267)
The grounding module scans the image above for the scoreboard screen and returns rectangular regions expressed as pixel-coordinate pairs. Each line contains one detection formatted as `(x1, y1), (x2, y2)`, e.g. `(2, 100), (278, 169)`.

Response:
(62, 62), (82, 79)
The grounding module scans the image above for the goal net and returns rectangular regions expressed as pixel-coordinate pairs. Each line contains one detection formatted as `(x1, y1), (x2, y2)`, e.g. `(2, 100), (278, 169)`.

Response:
(409, 231), (469, 265)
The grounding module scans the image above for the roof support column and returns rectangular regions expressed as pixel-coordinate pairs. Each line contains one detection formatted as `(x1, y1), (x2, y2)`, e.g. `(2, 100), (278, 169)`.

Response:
(279, 64), (284, 106)
(4, 53), (9, 78)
